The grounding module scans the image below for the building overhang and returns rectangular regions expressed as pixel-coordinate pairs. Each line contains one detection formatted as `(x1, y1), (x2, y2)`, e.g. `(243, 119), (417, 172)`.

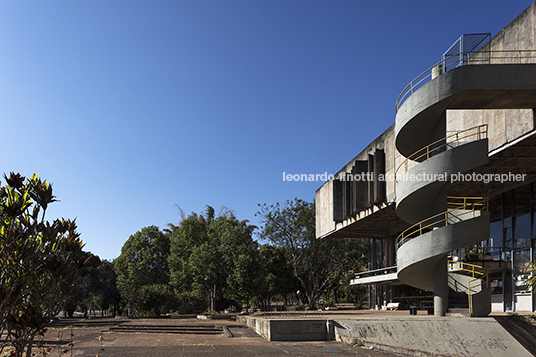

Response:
(318, 203), (410, 239)
(448, 130), (536, 198)
(350, 266), (401, 286)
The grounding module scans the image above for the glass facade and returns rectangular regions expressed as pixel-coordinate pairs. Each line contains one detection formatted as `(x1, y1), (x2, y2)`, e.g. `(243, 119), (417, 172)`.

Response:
(484, 183), (536, 311)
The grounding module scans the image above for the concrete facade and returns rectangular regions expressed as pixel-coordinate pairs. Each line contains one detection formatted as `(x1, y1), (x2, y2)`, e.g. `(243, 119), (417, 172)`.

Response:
(316, 1), (536, 315)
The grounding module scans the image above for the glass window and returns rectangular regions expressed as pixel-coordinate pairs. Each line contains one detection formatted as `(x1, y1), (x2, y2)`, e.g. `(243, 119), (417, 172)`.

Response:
(489, 196), (502, 221)
(489, 196), (503, 260)
(504, 191), (513, 218)
(513, 249), (531, 293)
(514, 186), (531, 248)
(490, 278), (503, 295)
(514, 186), (530, 216)
(490, 221), (502, 247)
(504, 227), (512, 248)
(532, 202), (536, 238)
(514, 214), (531, 247)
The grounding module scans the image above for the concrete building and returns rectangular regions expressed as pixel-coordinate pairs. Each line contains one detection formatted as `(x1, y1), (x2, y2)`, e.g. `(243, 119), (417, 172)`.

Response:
(316, 2), (536, 316)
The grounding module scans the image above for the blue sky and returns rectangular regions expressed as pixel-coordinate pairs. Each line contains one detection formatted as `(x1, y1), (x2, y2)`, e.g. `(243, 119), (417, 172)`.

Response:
(1, 0), (533, 260)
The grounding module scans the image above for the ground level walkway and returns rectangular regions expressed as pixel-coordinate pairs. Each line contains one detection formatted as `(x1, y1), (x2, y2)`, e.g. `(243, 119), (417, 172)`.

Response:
(15, 316), (400, 357)
(238, 309), (536, 357)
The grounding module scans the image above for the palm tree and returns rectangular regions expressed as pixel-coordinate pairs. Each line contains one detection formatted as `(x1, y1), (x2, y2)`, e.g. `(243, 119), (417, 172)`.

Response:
(525, 259), (536, 290)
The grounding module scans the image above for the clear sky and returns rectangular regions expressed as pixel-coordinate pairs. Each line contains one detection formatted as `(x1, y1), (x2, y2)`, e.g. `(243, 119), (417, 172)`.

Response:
(1, 0), (533, 260)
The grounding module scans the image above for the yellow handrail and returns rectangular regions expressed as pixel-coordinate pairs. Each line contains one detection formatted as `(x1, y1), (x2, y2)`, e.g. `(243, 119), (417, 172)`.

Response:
(397, 197), (489, 248)
(396, 50), (536, 112)
(448, 260), (489, 314)
(395, 125), (488, 180)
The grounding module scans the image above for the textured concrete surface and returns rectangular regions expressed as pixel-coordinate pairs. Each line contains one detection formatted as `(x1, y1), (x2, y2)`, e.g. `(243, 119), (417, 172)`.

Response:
(34, 317), (402, 357)
(336, 317), (533, 357)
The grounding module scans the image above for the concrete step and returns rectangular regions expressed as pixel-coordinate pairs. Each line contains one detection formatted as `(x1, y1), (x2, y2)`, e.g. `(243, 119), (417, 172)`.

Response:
(108, 324), (223, 334)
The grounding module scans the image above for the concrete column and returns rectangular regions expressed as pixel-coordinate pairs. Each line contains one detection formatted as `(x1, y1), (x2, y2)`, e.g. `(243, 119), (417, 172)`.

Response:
(385, 236), (396, 304)
(434, 255), (449, 316)
(433, 184), (448, 316)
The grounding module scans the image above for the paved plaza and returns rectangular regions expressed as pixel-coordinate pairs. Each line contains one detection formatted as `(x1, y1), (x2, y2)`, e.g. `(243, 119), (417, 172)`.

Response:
(39, 315), (403, 357)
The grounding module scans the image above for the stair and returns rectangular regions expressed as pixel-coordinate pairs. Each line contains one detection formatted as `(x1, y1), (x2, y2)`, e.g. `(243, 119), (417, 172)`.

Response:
(108, 324), (223, 334)
(447, 263), (491, 317)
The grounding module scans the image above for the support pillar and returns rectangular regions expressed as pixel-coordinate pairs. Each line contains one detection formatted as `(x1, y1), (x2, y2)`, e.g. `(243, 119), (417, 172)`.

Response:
(434, 255), (449, 316)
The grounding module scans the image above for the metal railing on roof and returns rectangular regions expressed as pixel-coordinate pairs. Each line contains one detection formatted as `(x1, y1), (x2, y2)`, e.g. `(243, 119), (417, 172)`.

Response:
(396, 50), (536, 112)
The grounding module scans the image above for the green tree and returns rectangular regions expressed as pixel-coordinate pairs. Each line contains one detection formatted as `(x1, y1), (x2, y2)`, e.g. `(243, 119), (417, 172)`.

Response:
(63, 251), (99, 317)
(0, 173), (86, 357)
(256, 198), (367, 306)
(95, 260), (122, 316)
(138, 284), (174, 316)
(167, 212), (209, 303)
(255, 244), (294, 309)
(524, 259), (536, 290)
(114, 226), (170, 315)
(168, 206), (258, 312)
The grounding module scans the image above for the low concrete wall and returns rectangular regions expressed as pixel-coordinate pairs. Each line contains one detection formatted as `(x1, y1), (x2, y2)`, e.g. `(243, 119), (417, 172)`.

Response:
(236, 315), (335, 341)
(335, 317), (532, 357)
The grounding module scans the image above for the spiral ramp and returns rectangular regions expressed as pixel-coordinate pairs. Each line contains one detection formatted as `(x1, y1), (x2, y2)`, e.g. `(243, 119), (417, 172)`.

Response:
(395, 63), (536, 316)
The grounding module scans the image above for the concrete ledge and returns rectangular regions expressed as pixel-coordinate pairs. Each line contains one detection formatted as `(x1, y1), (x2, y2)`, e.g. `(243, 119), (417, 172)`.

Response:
(236, 315), (335, 341)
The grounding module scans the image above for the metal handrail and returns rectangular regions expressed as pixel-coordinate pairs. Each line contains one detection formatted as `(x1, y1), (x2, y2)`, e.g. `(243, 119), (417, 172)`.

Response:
(396, 50), (536, 112)
(397, 197), (489, 249)
(448, 260), (489, 314)
(395, 125), (488, 180)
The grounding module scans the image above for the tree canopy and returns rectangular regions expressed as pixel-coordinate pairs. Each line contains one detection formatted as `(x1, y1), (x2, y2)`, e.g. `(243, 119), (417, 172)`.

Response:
(256, 198), (367, 306)
(114, 225), (170, 315)
(0, 173), (86, 357)
(168, 206), (258, 311)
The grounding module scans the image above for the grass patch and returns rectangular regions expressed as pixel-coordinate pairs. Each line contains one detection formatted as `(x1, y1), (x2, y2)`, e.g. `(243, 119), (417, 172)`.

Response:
(347, 338), (364, 347)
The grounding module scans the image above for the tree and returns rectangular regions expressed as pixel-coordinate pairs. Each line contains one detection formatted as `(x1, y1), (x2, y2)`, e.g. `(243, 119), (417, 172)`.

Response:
(0, 173), (86, 357)
(168, 206), (258, 312)
(95, 260), (122, 316)
(256, 198), (367, 306)
(524, 259), (536, 290)
(137, 284), (174, 316)
(167, 211), (209, 305)
(63, 251), (99, 317)
(255, 244), (294, 309)
(114, 226), (170, 315)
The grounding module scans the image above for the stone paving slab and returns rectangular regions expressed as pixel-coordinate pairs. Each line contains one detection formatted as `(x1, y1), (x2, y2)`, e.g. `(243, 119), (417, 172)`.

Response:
(38, 318), (402, 357)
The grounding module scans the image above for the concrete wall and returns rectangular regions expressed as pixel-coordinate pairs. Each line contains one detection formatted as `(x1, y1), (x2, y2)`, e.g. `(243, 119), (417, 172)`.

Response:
(316, 125), (398, 238)
(447, 2), (536, 150)
(315, 179), (335, 239)
(236, 315), (335, 341)
(336, 318), (532, 357)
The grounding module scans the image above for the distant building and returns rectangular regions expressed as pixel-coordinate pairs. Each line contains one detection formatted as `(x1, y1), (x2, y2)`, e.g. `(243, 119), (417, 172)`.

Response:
(316, 2), (536, 316)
